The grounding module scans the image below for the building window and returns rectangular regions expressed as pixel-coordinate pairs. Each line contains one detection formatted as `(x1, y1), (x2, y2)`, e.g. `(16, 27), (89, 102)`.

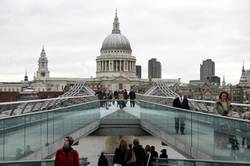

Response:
(119, 83), (123, 90)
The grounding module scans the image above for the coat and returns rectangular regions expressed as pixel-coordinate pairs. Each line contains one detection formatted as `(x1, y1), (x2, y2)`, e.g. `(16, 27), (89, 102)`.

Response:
(98, 155), (109, 166)
(113, 148), (127, 166)
(173, 96), (190, 110)
(215, 101), (232, 116)
(55, 147), (79, 166)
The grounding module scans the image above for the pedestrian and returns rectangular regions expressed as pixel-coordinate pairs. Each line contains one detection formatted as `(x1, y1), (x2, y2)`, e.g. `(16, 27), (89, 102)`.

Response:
(126, 144), (136, 166)
(132, 139), (146, 166)
(98, 152), (109, 166)
(215, 91), (232, 116)
(55, 136), (79, 166)
(173, 90), (190, 135)
(149, 146), (158, 165)
(123, 89), (129, 107)
(159, 149), (168, 158)
(129, 89), (136, 107)
(144, 145), (151, 166)
(113, 139), (128, 166)
(159, 149), (168, 164)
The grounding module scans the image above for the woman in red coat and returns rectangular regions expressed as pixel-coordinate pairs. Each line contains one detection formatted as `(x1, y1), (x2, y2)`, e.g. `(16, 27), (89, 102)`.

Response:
(55, 136), (80, 166)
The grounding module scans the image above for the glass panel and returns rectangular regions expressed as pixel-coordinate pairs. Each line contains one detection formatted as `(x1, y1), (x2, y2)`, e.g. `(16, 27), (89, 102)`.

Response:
(4, 116), (25, 160)
(136, 100), (250, 162)
(0, 119), (3, 161)
(47, 111), (54, 145)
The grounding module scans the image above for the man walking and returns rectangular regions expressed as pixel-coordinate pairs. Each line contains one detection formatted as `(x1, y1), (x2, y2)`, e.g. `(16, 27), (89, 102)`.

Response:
(173, 91), (189, 135)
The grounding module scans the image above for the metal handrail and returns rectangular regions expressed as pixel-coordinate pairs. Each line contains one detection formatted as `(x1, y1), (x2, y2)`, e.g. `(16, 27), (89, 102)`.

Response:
(0, 99), (99, 120)
(153, 158), (250, 165)
(0, 157), (90, 165)
(0, 95), (94, 106)
(138, 93), (250, 107)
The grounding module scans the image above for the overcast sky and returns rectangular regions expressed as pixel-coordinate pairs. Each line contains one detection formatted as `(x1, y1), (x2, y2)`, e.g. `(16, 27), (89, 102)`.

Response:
(0, 0), (249, 84)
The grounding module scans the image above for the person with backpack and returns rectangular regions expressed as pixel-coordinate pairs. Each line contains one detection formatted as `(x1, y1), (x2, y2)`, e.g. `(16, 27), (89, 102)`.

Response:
(55, 136), (80, 166)
(98, 152), (109, 166)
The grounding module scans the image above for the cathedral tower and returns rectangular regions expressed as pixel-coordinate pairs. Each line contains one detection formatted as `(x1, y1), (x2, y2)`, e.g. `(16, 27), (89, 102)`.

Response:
(36, 47), (50, 81)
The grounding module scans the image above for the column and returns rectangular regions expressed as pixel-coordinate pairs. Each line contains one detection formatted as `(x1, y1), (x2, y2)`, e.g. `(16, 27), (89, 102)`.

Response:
(100, 61), (102, 72)
(102, 61), (105, 72)
(116, 60), (119, 71)
(120, 60), (122, 71)
(128, 61), (130, 72)
(110, 60), (113, 71)
(125, 61), (127, 71)
(121, 60), (124, 71)
(130, 61), (133, 72)
(106, 61), (108, 71)
(132, 62), (134, 72)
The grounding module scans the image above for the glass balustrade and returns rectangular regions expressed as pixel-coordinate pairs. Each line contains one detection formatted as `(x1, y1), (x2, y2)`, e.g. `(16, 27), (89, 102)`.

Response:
(137, 100), (250, 162)
(0, 100), (100, 161)
(1, 97), (250, 164)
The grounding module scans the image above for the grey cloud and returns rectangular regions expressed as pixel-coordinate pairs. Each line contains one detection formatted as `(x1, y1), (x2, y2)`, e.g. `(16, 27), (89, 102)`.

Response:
(0, 0), (249, 84)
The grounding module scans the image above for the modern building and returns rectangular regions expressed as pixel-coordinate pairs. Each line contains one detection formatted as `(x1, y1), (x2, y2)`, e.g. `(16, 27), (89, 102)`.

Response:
(207, 76), (220, 86)
(136, 65), (141, 79)
(148, 58), (161, 79)
(200, 59), (215, 82)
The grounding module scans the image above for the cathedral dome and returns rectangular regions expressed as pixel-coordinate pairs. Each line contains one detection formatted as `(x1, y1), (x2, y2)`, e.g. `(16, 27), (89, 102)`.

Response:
(101, 33), (131, 51)
(101, 11), (131, 51)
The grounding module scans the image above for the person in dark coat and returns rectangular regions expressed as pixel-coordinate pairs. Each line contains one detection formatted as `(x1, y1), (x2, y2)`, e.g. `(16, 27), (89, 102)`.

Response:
(55, 136), (79, 166)
(98, 152), (109, 166)
(159, 149), (168, 158)
(126, 144), (136, 166)
(159, 149), (168, 164)
(173, 91), (190, 135)
(113, 139), (128, 166)
(129, 90), (136, 107)
(149, 146), (158, 165)
(132, 139), (146, 166)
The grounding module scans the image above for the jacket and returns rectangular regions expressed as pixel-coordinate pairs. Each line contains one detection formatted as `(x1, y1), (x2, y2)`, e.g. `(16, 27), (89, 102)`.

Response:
(173, 96), (189, 110)
(55, 147), (80, 166)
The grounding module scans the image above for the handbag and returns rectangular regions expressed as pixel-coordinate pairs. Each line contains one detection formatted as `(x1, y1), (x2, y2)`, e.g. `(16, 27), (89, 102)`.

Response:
(127, 150), (136, 164)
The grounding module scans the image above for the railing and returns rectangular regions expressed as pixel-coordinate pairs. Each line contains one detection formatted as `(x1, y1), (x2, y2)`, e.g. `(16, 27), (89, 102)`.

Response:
(0, 95), (97, 116)
(1, 97), (250, 163)
(153, 158), (250, 166)
(97, 154), (250, 166)
(0, 157), (89, 166)
(0, 99), (100, 161)
(137, 94), (250, 118)
(136, 99), (250, 162)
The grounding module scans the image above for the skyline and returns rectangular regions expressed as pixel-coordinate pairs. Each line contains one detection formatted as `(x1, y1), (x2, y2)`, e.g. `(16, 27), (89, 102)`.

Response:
(0, 0), (249, 84)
